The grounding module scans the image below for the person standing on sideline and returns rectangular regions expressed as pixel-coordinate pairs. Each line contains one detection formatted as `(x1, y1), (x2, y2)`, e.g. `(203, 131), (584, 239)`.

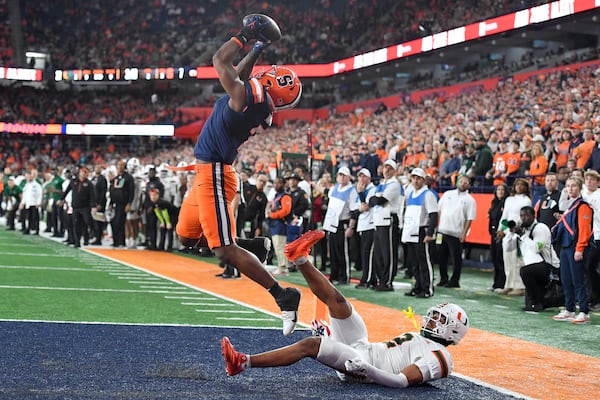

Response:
(19, 170), (42, 235)
(581, 170), (600, 311)
(109, 160), (134, 248)
(402, 168), (439, 298)
(436, 175), (476, 288)
(349, 168), (376, 289)
(488, 184), (508, 290)
(534, 173), (561, 231)
(323, 167), (356, 285)
(90, 164), (107, 245)
(266, 177), (293, 276)
(369, 160), (402, 291)
(62, 166), (96, 247)
(175, 14), (303, 335)
(2, 177), (21, 230)
(551, 177), (593, 324)
(495, 178), (532, 295)
(45, 168), (64, 236)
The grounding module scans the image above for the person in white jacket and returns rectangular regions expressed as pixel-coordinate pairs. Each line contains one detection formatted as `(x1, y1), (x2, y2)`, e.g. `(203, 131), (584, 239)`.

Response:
(19, 170), (43, 235)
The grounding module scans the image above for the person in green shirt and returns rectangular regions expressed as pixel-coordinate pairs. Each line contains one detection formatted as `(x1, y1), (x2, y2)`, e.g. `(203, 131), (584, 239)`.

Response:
(44, 169), (65, 236)
(2, 177), (21, 230)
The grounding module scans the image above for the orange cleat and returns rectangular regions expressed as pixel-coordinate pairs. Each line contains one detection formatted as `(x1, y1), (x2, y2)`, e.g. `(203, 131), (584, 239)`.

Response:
(284, 230), (325, 262)
(221, 336), (247, 376)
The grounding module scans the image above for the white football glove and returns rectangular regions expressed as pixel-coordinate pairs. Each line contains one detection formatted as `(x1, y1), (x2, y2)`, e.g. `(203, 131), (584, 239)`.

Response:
(344, 358), (367, 376)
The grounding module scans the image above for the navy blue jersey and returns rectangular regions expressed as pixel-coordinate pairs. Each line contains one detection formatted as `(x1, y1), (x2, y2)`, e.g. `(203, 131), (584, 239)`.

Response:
(194, 79), (271, 164)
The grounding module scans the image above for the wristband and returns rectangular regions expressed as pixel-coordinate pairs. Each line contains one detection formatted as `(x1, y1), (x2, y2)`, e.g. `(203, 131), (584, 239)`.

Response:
(231, 36), (245, 48)
(233, 31), (249, 46)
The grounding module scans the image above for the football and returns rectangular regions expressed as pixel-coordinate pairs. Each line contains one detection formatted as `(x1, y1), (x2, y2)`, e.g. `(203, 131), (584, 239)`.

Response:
(242, 14), (281, 42)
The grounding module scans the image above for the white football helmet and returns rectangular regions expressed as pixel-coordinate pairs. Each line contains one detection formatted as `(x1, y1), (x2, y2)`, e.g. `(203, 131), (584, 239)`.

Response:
(421, 303), (468, 346)
(127, 157), (141, 174)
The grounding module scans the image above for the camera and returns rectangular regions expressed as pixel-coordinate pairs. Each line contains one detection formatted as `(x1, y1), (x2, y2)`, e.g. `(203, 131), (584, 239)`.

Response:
(507, 220), (518, 229)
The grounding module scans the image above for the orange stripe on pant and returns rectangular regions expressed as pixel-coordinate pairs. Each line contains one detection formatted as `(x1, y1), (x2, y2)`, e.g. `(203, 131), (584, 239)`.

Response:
(176, 162), (238, 249)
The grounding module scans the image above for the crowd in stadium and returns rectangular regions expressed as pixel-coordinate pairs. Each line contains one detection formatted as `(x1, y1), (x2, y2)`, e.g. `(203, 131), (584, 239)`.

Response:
(11, 0), (552, 68)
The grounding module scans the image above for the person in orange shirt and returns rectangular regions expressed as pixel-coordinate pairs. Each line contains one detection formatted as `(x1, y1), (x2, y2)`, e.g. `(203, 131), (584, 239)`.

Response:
(573, 128), (595, 169)
(528, 143), (549, 202)
(487, 139), (510, 185)
(554, 129), (571, 169)
(505, 140), (521, 187)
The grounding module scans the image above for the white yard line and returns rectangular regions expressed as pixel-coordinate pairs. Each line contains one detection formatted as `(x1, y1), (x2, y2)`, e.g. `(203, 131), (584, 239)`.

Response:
(0, 285), (198, 294)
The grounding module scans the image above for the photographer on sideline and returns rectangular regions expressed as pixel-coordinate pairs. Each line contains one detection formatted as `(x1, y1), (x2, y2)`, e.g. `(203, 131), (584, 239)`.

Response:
(504, 206), (554, 313)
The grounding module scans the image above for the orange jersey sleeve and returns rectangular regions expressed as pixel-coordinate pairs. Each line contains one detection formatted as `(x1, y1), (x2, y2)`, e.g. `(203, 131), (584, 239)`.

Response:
(576, 203), (593, 253)
(270, 194), (292, 220)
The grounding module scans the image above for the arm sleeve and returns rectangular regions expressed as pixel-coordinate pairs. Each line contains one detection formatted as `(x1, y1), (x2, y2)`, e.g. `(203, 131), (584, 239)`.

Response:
(427, 212), (438, 236)
(270, 194), (293, 220)
(161, 209), (171, 225)
(361, 364), (409, 388)
(61, 182), (72, 200)
(576, 204), (593, 252)
(153, 207), (165, 224)
(368, 196), (388, 207)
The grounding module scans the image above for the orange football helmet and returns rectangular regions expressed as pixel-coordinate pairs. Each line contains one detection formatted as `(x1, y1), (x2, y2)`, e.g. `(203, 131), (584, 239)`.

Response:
(255, 65), (302, 111)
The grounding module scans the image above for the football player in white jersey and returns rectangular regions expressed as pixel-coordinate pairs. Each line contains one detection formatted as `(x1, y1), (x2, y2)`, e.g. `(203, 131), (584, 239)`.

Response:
(222, 230), (469, 387)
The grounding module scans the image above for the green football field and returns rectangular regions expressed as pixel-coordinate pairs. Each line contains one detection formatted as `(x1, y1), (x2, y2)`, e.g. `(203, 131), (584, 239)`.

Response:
(0, 229), (282, 329)
(1, 228), (599, 359)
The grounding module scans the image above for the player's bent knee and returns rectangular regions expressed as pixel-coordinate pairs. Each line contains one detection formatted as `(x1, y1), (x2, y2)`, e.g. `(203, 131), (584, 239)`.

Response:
(297, 336), (321, 358)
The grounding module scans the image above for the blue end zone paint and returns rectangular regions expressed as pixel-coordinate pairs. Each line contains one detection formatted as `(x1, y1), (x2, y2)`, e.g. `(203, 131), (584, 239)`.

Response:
(0, 322), (521, 400)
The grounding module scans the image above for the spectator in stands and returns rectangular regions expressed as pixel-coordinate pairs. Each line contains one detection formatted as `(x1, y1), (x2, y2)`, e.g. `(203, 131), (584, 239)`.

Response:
(584, 129), (600, 172)
(468, 135), (493, 190)
(574, 128), (595, 169)
(528, 143), (549, 204)
(486, 138), (510, 187)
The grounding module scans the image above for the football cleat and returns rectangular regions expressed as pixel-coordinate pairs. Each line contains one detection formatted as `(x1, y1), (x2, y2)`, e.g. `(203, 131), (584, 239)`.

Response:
(275, 287), (301, 335)
(284, 230), (325, 262)
(221, 336), (247, 376)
